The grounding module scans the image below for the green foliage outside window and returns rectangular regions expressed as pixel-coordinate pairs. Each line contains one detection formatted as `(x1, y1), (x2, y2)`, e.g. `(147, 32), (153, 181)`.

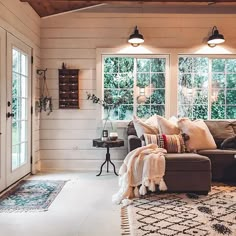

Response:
(178, 57), (236, 119)
(103, 57), (166, 120)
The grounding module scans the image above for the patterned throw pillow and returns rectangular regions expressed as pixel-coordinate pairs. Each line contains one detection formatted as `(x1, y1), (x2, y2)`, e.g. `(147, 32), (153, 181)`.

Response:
(144, 133), (187, 153)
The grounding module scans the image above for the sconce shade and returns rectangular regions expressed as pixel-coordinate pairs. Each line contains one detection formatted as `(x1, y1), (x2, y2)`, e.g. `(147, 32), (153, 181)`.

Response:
(137, 87), (147, 104)
(128, 26), (144, 47)
(207, 26), (225, 47)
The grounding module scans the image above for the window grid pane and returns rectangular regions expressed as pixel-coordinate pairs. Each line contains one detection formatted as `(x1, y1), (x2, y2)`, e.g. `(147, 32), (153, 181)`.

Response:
(11, 48), (29, 171)
(178, 56), (236, 119)
(103, 56), (167, 120)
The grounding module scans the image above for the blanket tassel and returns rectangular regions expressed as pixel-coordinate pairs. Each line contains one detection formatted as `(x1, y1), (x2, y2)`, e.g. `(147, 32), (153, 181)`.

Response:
(159, 178), (167, 191)
(149, 180), (156, 192)
(134, 186), (140, 198)
(139, 184), (147, 196)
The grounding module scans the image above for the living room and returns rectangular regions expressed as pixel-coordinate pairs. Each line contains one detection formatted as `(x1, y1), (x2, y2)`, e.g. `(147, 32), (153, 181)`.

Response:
(0, 0), (235, 235)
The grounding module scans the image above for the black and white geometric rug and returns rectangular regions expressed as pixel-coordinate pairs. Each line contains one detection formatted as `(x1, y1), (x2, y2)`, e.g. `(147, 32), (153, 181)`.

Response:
(121, 185), (236, 236)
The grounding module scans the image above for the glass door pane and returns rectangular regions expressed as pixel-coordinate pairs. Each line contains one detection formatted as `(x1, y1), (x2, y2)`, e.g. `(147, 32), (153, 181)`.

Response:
(11, 48), (28, 171)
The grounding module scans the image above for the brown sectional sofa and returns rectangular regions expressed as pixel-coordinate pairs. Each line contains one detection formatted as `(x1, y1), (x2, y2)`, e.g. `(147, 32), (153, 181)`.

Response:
(127, 120), (236, 194)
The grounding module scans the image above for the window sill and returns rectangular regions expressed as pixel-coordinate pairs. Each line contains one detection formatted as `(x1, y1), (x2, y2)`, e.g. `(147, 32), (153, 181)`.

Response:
(102, 120), (130, 129)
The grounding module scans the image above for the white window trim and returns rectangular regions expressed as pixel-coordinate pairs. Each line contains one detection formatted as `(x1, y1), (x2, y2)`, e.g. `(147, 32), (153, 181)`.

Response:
(96, 47), (236, 127)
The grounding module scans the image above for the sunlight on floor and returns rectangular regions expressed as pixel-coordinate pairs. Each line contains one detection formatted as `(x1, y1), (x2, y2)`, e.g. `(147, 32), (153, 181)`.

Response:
(0, 171), (121, 236)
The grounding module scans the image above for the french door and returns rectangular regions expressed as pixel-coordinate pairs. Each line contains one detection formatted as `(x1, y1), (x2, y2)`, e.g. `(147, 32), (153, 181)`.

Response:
(0, 32), (32, 191)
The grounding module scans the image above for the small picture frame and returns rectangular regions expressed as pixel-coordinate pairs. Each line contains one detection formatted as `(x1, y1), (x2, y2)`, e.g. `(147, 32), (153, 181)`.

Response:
(102, 130), (108, 141)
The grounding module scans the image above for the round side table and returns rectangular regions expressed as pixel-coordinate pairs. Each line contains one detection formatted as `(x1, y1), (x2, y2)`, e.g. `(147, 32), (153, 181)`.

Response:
(93, 138), (124, 176)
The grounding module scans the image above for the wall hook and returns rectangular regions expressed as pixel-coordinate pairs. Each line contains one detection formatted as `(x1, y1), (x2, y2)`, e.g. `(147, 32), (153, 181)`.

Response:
(36, 69), (47, 80)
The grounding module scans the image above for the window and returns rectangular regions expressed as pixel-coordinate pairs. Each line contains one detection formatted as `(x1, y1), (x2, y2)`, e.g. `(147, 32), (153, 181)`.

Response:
(178, 56), (236, 119)
(103, 55), (168, 120)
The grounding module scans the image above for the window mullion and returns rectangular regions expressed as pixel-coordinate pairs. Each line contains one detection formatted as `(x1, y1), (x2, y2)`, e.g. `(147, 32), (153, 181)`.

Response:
(224, 60), (227, 119)
(208, 58), (212, 119)
(133, 58), (137, 116)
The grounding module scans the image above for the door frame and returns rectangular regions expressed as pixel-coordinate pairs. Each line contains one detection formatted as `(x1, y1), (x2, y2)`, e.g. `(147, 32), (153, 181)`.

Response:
(0, 27), (6, 192)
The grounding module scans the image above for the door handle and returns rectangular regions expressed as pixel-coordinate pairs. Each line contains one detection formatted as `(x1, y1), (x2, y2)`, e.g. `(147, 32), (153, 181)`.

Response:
(6, 112), (14, 118)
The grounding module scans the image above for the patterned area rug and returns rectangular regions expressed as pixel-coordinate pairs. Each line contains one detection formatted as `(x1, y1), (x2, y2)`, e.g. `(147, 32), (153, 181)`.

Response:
(121, 185), (236, 236)
(0, 180), (67, 212)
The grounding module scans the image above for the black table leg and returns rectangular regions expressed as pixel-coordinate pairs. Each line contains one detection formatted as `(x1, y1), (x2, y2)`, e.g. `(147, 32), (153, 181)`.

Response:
(109, 159), (118, 176)
(96, 159), (107, 176)
(107, 148), (109, 173)
(96, 146), (118, 176)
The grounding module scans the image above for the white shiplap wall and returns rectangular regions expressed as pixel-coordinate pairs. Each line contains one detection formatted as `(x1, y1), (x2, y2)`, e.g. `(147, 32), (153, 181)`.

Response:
(40, 10), (236, 170)
(0, 0), (41, 172)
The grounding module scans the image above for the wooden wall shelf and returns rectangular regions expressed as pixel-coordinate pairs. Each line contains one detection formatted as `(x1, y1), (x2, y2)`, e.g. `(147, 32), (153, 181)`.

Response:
(58, 69), (79, 109)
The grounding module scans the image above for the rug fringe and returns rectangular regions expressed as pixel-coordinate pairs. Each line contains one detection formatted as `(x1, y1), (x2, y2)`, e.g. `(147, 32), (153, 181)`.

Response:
(121, 206), (131, 235)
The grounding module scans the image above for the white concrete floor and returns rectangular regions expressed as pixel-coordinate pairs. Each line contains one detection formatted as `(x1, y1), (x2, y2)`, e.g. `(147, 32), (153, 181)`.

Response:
(0, 171), (121, 236)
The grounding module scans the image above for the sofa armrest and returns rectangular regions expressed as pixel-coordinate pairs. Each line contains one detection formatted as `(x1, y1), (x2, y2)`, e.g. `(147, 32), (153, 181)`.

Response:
(128, 135), (142, 152)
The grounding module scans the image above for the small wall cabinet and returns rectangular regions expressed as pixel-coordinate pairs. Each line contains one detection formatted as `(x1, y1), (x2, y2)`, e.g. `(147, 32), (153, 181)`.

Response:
(58, 69), (79, 109)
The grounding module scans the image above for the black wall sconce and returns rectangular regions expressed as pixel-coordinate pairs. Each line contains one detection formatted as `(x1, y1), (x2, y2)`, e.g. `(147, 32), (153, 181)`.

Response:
(128, 26), (144, 47)
(207, 26), (225, 47)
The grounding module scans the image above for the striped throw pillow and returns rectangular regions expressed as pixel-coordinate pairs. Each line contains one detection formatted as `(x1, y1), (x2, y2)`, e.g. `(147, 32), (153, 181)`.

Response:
(144, 133), (187, 153)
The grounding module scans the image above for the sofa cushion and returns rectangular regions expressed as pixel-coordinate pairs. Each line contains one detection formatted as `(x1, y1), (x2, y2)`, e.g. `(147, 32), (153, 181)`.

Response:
(127, 121), (137, 136)
(133, 115), (159, 138)
(165, 153), (211, 171)
(232, 121), (236, 134)
(157, 115), (180, 135)
(204, 120), (235, 148)
(197, 149), (236, 181)
(144, 133), (186, 153)
(197, 149), (236, 155)
(221, 136), (236, 150)
(178, 118), (216, 151)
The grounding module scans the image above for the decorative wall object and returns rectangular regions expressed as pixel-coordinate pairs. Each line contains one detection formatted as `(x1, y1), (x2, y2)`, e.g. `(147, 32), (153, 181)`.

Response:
(58, 69), (80, 109)
(36, 69), (53, 115)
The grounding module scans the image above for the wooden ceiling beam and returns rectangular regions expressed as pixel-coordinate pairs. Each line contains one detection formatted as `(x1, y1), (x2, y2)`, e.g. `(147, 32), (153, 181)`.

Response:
(19, 0), (236, 17)
(20, 0), (236, 2)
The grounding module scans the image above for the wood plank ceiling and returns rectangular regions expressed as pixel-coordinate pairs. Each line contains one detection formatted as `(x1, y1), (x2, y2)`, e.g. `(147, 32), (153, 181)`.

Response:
(20, 0), (236, 17)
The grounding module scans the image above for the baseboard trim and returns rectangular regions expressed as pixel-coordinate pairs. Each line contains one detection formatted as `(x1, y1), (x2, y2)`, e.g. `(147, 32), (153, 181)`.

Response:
(40, 159), (124, 171)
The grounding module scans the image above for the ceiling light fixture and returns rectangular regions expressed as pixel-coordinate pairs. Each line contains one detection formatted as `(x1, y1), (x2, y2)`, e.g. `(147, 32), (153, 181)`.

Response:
(207, 26), (225, 47)
(128, 26), (144, 47)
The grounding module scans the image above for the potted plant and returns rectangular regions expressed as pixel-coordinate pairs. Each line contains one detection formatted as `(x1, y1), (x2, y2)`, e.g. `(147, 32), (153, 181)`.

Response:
(86, 92), (125, 140)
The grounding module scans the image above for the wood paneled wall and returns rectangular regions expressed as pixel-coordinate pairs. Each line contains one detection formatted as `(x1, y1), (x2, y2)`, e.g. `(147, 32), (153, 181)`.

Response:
(0, 0), (41, 172)
(40, 10), (236, 170)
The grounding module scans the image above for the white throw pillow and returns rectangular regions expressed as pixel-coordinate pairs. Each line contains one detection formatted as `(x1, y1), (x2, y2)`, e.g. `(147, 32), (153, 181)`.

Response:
(133, 115), (159, 138)
(157, 115), (180, 135)
(178, 118), (217, 151)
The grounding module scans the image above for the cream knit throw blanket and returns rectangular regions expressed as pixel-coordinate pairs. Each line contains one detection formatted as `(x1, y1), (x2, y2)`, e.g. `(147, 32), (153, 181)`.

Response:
(112, 144), (167, 204)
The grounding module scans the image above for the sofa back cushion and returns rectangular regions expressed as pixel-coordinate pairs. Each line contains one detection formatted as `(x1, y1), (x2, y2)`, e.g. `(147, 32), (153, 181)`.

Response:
(232, 121), (236, 134)
(221, 136), (236, 150)
(204, 120), (235, 148)
(127, 121), (137, 136)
